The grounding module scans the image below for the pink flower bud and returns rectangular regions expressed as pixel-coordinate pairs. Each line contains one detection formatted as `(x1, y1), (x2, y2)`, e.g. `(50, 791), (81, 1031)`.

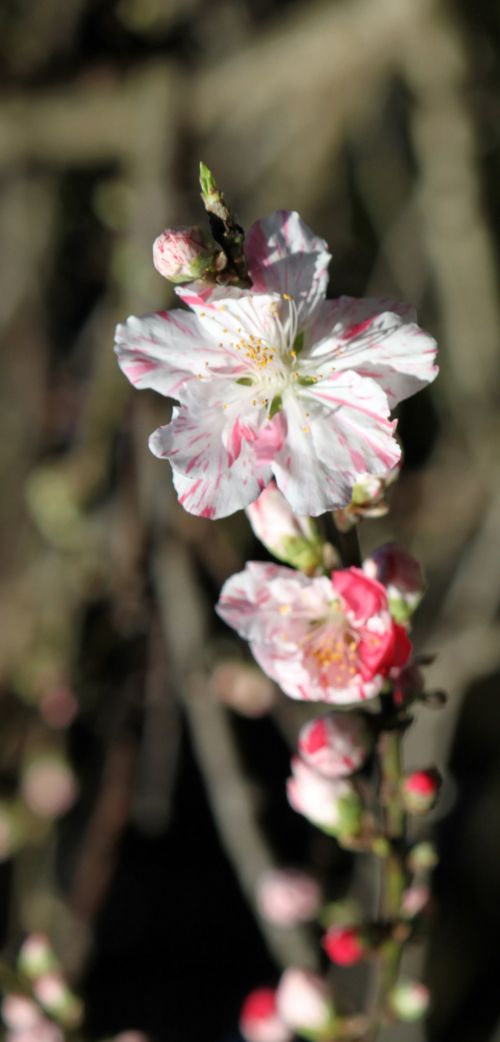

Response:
(246, 482), (323, 571)
(239, 989), (291, 1042)
(401, 884), (431, 919)
(21, 756), (77, 819)
(209, 661), (276, 717)
(389, 980), (430, 1021)
(256, 869), (321, 927)
(276, 969), (334, 1034)
(153, 226), (220, 284)
(2, 996), (40, 1032)
(322, 926), (367, 966)
(287, 757), (362, 837)
(363, 544), (424, 625)
(33, 974), (82, 1029)
(401, 769), (441, 815)
(298, 713), (372, 779)
(18, 934), (58, 978)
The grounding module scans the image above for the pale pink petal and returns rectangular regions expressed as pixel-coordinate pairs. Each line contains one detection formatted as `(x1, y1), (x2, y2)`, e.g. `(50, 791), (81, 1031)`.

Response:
(149, 384), (272, 519)
(245, 211), (330, 315)
(271, 376), (400, 516)
(216, 562), (310, 645)
(115, 309), (244, 399)
(306, 297), (438, 407)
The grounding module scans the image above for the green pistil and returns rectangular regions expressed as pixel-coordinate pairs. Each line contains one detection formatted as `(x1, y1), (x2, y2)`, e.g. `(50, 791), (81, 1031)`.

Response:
(269, 394), (282, 417)
(293, 330), (305, 353)
(236, 377), (254, 386)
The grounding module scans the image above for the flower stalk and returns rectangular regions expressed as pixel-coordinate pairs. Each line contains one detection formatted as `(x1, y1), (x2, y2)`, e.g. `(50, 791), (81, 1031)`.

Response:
(113, 169), (441, 1042)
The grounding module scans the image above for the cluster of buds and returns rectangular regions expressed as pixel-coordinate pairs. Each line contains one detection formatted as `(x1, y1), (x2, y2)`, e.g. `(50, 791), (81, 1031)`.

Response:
(1, 934), (83, 1042)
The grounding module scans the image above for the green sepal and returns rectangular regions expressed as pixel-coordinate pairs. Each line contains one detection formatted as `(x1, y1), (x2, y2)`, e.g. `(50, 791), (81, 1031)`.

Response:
(279, 534), (324, 572)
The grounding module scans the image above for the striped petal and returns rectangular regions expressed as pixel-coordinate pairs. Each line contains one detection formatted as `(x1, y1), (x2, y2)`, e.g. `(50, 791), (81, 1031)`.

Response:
(306, 297), (438, 407)
(115, 309), (245, 400)
(245, 210), (331, 319)
(271, 375), (400, 516)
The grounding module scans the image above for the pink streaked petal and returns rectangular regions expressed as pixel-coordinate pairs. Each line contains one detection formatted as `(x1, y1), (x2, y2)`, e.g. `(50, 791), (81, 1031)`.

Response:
(217, 562), (311, 645)
(149, 388), (272, 519)
(271, 394), (352, 516)
(306, 297), (438, 408)
(245, 211), (331, 316)
(271, 379), (400, 516)
(307, 371), (401, 477)
(252, 642), (379, 705)
(187, 292), (281, 365)
(115, 309), (243, 399)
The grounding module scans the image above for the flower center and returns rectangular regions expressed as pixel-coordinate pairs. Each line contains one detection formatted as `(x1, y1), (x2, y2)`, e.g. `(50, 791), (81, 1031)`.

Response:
(230, 294), (316, 415)
(302, 615), (359, 690)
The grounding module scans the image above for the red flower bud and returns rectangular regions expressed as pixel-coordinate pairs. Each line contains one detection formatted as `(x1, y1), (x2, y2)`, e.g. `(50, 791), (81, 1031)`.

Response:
(402, 769), (441, 814)
(322, 926), (366, 966)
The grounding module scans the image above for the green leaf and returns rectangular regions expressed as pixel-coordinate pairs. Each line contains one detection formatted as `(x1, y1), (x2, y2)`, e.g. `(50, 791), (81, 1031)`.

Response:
(199, 161), (216, 197)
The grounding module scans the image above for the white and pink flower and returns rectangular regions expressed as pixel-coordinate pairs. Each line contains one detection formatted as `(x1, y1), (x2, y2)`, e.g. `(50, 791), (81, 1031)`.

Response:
(256, 868), (321, 927)
(276, 969), (334, 1035)
(298, 713), (372, 777)
(216, 563), (411, 704)
(287, 757), (362, 835)
(116, 210), (437, 519)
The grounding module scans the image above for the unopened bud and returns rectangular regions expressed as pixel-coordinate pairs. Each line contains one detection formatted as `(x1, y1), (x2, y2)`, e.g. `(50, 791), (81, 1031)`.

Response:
(298, 713), (372, 779)
(407, 841), (439, 873)
(334, 468), (398, 531)
(401, 884), (431, 919)
(33, 973), (83, 1028)
(401, 769), (441, 815)
(287, 758), (362, 838)
(246, 482), (323, 572)
(18, 933), (59, 978)
(363, 543), (425, 626)
(276, 969), (335, 1038)
(2, 995), (40, 1032)
(389, 980), (430, 1022)
(256, 869), (321, 927)
(239, 988), (291, 1042)
(322, 926), (367, 966)
(153, 225), (221, 284)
